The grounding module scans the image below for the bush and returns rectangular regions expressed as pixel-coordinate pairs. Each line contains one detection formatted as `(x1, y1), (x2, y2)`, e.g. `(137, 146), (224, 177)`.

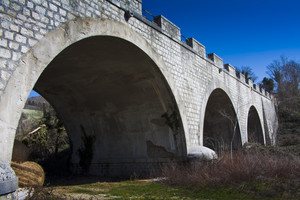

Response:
(279, 134), (300, 146)
(160, 149), (300, 187)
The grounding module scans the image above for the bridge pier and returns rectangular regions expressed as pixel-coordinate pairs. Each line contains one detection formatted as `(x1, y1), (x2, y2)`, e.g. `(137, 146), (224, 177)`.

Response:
(0, 161), (18, 196)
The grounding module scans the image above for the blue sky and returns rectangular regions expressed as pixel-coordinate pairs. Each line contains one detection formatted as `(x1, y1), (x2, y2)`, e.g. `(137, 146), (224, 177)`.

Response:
(29, 0), (300, 97)
(142, 0), (300, 82)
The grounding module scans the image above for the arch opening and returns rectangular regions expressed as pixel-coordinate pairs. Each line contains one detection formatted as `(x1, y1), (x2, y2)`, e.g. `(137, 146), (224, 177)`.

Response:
(13, 91), (71, 177)
(203, 89), (242, 154)
(20, 36), (186, 177)
(247, 106), (264, 144)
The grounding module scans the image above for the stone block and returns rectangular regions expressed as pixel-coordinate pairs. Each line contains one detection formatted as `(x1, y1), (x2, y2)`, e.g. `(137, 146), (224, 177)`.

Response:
(154, 15), (181, 41)
(49, 3), (58, 12)
(240, 73), (247, 84)
(0, 47), (11, 59)
(20, 27), (34, 37)
(186, 37), (205, 57)
(223, 63), (236, 77)
(208, 53), (223, 68)
(4, 31), (14, 40)
(10, 24), (20, 32)
(21, 45), (29, 53)
(0, 70), (10, 81)
(253, 84), (257, 91)
(36, 5), (46, 15)
(32, 11), (41, 20)
(0, 38), (7, 48)
(15, 34), (27, 44)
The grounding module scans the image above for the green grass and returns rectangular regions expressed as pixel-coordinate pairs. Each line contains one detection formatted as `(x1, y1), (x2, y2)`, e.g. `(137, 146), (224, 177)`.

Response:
(108, 182), (248, 200)
(23, 109), (43, 121)
(47, 179), (295, 200)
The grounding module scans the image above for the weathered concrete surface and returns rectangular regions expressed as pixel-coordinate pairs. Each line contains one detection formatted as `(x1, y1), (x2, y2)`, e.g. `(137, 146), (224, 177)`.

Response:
(0, 161), (18, 195)
(0, 0), (278, 187)
(247, 106), (264, 144)
(203, 88), (242, 154)
(35, 35), (187, 176)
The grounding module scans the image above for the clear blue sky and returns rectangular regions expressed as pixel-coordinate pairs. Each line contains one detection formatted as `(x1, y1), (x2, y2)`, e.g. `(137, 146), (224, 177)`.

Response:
(142, 0), (300, 82)
(29, 0), (300, 98)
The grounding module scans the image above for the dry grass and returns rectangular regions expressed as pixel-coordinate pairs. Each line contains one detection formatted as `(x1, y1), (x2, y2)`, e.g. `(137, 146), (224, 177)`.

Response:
(11, 161), (45, 187)
(160, 149), (300, 187)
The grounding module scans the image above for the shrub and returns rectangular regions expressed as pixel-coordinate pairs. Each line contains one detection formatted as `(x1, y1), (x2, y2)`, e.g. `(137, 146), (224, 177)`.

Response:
(279, 134), (300, 146)
(160, 149), (300, 187)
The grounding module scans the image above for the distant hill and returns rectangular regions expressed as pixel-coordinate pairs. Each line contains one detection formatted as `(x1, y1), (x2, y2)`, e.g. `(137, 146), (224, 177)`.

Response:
(25, 96), (50, 110)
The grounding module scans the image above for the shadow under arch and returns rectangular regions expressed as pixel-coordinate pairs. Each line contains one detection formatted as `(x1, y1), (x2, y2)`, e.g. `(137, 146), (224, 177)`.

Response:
(247, 106), (264, 144)
(0, 18), (188, 177)
(203, 88), (242, 154)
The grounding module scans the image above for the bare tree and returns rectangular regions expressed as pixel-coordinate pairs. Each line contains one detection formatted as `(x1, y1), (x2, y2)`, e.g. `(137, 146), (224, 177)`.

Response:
(219, 99), (251, 159)
(219, 108), (239, 159)
(267, 56), (300, 109)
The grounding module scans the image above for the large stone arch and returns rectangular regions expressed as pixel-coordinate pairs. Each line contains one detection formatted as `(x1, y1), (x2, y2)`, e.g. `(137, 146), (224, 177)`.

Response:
(247, 105), (264, 144)
(201, 87), (242, 154)
(0, 18), (189, 173)
(198, 81), (242, 146)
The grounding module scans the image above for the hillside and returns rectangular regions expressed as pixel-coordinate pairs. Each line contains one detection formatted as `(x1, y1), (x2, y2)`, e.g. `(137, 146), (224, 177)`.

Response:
(24, 96), (50, 110)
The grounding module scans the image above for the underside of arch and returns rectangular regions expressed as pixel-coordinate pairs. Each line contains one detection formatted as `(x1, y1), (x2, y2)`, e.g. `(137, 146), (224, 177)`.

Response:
(247, 106), (264, 144)
(0, 18), (189, 177)
(33, 36), (186, 176)
(203, 89), (242, 154)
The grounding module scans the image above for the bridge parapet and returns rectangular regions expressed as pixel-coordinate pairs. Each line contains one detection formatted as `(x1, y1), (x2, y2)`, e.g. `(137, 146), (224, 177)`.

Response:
(186, 38), (206, 57)
(224, 63), (236, 77)
(207, 53), (223, 68)
(137, 2), (270, 100)
(109, 0), (142, 14)
(154, 15), (181, 41)
(223, 63), (271, 97)
(262, 88), (266, 96)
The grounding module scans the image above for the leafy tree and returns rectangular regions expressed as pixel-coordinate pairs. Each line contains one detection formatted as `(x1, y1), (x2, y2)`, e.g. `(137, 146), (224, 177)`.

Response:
(267, 58), (283, 87)
(41, 106), (68, 154)
(237, 66), (258, 82)
(21, 105), (69, 160)
(261, 77), (274, 93)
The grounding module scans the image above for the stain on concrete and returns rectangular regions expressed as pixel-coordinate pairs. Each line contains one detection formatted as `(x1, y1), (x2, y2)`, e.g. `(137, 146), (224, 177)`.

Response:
(147, 140), (174, 158)
(150, 118), (167, 126)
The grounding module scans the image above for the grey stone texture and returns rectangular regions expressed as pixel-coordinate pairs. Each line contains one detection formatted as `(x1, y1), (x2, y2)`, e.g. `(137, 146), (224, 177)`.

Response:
(0, 161), (18, 195)
(0, 0), (278, 190)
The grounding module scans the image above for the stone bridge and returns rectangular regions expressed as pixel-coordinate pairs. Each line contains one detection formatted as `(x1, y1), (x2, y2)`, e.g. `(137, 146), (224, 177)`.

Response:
(0, 0), (277, 194)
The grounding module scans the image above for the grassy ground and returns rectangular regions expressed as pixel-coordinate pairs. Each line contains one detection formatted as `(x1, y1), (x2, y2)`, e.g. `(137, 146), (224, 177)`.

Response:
(23, 100), (300, 200)
(22, 109), (43, 123)
(27, 176), (299, 200)
(16, 109), (43, 139)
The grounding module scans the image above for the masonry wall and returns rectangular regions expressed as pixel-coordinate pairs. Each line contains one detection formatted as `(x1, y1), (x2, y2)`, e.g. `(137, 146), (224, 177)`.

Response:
(0, 0), (277, 166)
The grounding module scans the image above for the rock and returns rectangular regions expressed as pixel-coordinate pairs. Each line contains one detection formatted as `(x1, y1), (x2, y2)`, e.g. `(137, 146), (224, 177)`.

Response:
(187, 145), (218, 160)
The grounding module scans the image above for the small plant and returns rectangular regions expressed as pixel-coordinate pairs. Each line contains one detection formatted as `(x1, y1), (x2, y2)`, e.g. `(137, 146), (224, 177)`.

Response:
(161, 110), (180, 132)
(77, 125), (96, 174)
